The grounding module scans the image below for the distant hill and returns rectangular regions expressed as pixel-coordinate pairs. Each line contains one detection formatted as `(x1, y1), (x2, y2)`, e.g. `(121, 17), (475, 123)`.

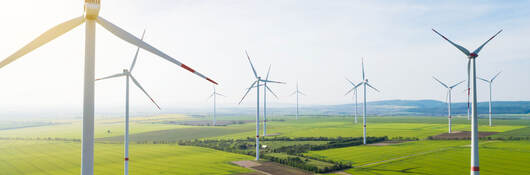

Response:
(206, 100), (530, 117)
(307, 100), (530, 116)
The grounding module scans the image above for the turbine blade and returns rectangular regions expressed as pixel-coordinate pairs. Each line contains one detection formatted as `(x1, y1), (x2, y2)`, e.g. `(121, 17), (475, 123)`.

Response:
(466, 59), (471, 115)
(0, 16), (85, 69)
(432, 29), (471, 56)
(130, 74), (161, 110)
(129, 30), (146, 72)
(215, 93), (226, 97)
(361, 58), (365, 80)
(345, 78), (356, 86)
(289, 91), (297, 96)
(355, 82), (363, 88)
(491, 71), (502, 82)
(245, 50), (258, 79)
(96, 17), (217, 85)
(298, 91), (307, 96)
(265, 85), (279, 99)
(478, 77), (489, 83)
(345, 87), (355, 96)
(265, 64), (271, 81)
(450, 80), (465, 88)
(366, 83), (380, 92)
(432, 76), (448, 88)
(95, 73), (125, 81)
(207, 93), (214, 100)
(262, 80), (285, 84)
(472, 29), (503, 55)
(238, 81), (257, 104)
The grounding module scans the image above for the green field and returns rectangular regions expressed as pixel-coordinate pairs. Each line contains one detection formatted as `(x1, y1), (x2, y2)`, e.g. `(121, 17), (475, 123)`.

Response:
(345, 141), (530, 175)
(0, 140), (253, 174)
(0, 115), (529, 174)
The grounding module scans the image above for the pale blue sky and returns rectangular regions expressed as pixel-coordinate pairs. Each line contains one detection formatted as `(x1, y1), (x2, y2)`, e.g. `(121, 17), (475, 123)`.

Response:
(0, 0), (528, 115)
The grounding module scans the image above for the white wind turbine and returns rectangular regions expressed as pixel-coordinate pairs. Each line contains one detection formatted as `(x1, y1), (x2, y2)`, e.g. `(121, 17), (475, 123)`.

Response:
(243, 65), (280, 136)
(289, 82), (306, 120)
(478, 71), (501, 127)
(433, 76), (464, 133)
(433, 29), (502, 175)
(345, 78), (363, 124)
(208, 86), (226, 126)
(0, 1), (217, 174)
(239, 51), (284, 160)
(95, 30), (161, 175)
(359, 59), (379, 144)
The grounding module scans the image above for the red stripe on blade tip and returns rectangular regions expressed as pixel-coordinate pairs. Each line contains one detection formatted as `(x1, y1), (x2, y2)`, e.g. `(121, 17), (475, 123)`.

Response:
(181, 64), (195, 73)
(207, 78), (218, 85)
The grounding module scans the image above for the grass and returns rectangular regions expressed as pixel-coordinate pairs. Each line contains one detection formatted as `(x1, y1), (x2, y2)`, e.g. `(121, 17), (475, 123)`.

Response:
(345, 141), (530, 175)
(0, 140), (254, 175)
(213, 117), (524, 140)
(305, 140), (469, 166)
(0, 115), (529, 174)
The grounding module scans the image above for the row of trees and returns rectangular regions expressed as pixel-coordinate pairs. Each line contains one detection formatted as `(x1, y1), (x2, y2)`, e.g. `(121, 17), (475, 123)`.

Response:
(178, 136), (388, 173)
(261, 154), (351, 173)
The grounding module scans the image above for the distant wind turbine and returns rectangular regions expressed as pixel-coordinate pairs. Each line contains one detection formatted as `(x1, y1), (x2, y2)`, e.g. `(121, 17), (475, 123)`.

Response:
(345, 78), (363, 124)
(95, 30), (161, 175)
(0, 1), (218, 174)
(208, 86), (226, 126)
(359, 59), (379, 144)
(433, 76), (464, 133)
(289, 82), (306, 120)
(478, 71), (501, 127)
(239, 51), (284, 160)
(433, 28), (502, 175)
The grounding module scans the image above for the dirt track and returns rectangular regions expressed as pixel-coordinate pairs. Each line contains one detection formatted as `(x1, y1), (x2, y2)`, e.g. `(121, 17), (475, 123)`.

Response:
(234, 160), (312, 175)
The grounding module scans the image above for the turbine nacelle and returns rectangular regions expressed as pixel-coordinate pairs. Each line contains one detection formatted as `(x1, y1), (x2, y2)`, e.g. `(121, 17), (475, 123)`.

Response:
(84, 0), (101, 19)
(469, 53), (478, 58)
(123, 69), (129, 74)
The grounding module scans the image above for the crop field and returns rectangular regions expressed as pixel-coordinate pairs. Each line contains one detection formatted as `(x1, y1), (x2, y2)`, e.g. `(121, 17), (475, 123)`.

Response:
(213, 116), (525, 140)
(344, 141), (530, 175)
(0, 140), (253, 175)
(0, 114), (529, 174)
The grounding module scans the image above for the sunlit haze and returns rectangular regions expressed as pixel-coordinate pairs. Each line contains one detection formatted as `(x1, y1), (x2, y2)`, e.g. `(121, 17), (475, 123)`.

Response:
(0, 0), (528, 117)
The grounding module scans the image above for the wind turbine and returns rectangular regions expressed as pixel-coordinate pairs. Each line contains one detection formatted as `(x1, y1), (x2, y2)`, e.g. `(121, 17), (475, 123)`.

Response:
(0, 1), (217, 174)
(478, 71), (501, 127)
(208, 86), (225, 126)
(433, 77), (464, 133)
(433, 29), (502, 175)
(239, 51), (284, 160)
(262, 65), (280, 136)
(289, 82), (306, 120)
(95, 30), (161, 175)
(345, 78), (363, 124)
(359, 59), (379, 144)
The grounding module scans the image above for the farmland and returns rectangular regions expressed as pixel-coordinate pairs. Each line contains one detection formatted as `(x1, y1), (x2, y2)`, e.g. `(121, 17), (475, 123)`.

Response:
(0, 114), (529, 174)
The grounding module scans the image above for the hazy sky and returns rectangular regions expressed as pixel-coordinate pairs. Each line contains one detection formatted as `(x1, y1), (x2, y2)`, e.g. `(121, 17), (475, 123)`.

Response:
(0, 0), (528, 115)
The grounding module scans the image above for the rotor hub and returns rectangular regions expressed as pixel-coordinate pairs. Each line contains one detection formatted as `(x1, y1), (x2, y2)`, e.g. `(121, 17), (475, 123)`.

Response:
(84, 0), (101, 20)
(469, 53), (478, 58)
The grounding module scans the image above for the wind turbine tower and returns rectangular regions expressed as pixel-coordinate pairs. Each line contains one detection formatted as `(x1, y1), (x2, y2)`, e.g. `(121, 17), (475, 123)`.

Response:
(96, 30), (163, 175)
(478, 71), (501, 127)
(208, 87), (225, 126)
(433, 29), (502, 175)
(345, 78), (362, 124)
(0, 1), (217, 174)
(433, 76), (464, 133)
(239, 51), (284, 160)
(290, 82), (306, 120)
(359, 59), (379, 144)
